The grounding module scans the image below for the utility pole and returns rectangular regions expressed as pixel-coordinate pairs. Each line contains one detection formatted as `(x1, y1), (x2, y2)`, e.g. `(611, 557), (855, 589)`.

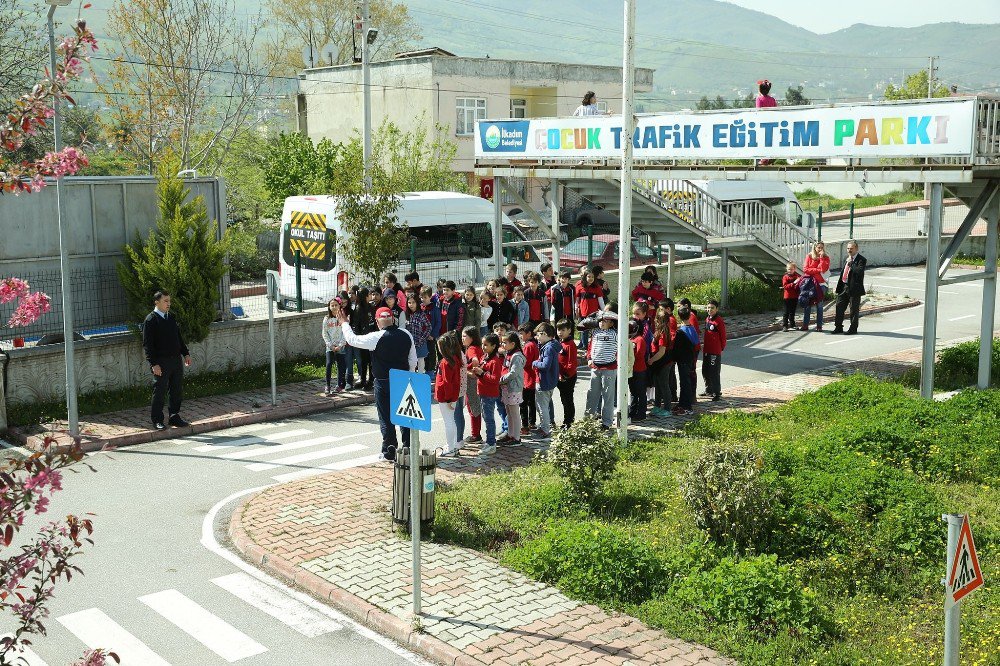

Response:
(615, 0), (636, 445)
(361, 0), (373, 190)
(47, 0), (79, 439)
(928, 56), (938, 98)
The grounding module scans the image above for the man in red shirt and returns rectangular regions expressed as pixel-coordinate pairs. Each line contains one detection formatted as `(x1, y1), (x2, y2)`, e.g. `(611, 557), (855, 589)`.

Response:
(701, 299), (727, 401)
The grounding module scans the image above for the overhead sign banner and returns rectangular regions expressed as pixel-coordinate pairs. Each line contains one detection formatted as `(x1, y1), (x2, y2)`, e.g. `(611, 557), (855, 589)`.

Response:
(475, 99), (977, 161)
(946, 514), (985, 610)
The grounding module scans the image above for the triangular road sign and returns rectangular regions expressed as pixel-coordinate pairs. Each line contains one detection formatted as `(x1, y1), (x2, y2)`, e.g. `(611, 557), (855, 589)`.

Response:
(946, 514), (984, 609)
(395, 381), (425, 421)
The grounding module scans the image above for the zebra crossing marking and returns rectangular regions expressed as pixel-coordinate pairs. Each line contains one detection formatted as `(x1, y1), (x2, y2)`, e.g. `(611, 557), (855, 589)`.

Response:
(192, 428), (312, 453)
(139, 589), (267, 662)
(211, 572), (342, 638)
(57, 608), (170, 666)
(271, 453), (384, 482)
(245, 443), (367, 472)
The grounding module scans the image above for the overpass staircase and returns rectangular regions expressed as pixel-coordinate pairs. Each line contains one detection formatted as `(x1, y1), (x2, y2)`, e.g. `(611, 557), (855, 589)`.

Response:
(561, 178), (813, 283)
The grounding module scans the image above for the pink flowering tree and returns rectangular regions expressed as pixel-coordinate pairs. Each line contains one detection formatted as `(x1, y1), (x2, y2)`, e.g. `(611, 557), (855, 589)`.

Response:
(0, 14), (116, 666)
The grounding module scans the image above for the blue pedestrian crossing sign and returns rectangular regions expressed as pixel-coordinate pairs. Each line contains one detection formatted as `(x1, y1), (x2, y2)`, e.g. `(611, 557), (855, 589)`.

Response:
(389, 369), (432, 432)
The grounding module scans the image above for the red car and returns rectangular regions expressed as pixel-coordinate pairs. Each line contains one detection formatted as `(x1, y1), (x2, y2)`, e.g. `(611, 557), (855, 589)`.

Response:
(558, 234), (661, 271)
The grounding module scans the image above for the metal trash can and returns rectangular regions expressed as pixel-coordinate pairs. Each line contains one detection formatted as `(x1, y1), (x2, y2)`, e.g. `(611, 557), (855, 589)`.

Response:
(391, 447), (436, 532)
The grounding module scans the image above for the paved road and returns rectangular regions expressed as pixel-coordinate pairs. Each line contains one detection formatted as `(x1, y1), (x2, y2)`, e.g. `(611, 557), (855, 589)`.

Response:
(0, 265), (995, 665)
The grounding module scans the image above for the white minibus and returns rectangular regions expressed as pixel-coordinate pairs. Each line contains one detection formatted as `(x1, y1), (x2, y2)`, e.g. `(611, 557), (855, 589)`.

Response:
(277, 191), (541, 307)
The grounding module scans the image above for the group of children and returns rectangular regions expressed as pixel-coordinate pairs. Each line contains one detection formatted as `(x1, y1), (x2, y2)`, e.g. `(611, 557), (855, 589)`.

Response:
(322, 262), (730, 456)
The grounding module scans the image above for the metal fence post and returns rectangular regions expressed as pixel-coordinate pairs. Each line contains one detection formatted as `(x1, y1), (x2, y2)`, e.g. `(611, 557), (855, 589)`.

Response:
(817, 206), (823, 243)
(587, 224), (594, 268)
(848, 203), (855, 239)
(266, 270), (279, 407)
(294, 249), (303, 313)
(410, 237), (417, 273)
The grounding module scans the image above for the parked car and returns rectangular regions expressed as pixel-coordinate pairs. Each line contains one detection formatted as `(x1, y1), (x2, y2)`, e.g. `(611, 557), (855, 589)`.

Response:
(556, 235), (669, 271)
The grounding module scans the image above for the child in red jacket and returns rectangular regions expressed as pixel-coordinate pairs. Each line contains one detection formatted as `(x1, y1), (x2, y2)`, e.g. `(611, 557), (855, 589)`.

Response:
(782, 262), (800, 331)
(434, 331), (464, 456)
(518, 322), (539, 435)
(556, 318), (577, 429)
(701, 300), (727, 401)
(471, 333), (503, 454)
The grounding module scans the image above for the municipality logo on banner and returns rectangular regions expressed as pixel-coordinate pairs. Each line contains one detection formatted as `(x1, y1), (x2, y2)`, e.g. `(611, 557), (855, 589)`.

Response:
(478, 121), (530, 153)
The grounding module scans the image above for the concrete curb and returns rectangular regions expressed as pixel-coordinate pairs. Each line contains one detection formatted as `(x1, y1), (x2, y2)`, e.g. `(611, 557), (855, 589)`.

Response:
(724, 298), (921, 341)
(228, 491), (467, 666)
(8, 393), (375, 455)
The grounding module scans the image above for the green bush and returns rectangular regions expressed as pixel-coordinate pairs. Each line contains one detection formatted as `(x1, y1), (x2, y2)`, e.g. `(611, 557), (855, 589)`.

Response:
(675, 277), (782, 315)
(546, 416), (620, 501)
(668, 554), (827, 639)
(900, 337), (1000, 391)
(680, 443), (778, 555)
(503, 521), (673, 605)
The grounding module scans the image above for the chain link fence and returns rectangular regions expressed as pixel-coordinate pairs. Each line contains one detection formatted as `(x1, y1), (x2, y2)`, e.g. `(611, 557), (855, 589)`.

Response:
(800, 198), (979, 242)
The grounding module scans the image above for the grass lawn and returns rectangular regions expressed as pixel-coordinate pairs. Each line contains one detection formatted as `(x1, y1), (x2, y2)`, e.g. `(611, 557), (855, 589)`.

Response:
(430, 376), (1000, 665)
(954, 253), (987, 267)
(795, 188), (923, 213)
(6, 356), (328, 428)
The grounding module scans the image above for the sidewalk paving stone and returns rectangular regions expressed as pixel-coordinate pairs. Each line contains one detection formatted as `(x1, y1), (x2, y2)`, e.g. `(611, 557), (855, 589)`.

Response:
(229, 328), (937, 666)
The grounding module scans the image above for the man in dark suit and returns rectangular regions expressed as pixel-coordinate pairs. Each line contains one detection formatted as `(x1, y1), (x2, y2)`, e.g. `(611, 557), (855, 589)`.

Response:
(832, 241), (867, 335)
(142, 291), (192, 429)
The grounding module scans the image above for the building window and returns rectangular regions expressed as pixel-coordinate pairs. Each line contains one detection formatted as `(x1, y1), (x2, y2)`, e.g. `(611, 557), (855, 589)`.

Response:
(510, 98), (527, 118)
(456, 97), (486, 136)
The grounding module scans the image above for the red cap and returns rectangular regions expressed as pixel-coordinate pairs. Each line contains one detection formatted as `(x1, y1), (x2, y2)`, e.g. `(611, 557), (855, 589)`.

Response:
(757, 79), (770, 85)
(376, 307), (394, 320)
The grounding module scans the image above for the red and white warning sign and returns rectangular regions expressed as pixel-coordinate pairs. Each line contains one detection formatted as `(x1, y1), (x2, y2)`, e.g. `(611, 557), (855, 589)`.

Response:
(946, 514), (984, 609)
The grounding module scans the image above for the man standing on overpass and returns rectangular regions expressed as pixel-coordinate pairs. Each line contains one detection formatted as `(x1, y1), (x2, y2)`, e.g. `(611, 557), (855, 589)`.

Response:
(339, 306), (417, 460)
(832, 240), (867, 335)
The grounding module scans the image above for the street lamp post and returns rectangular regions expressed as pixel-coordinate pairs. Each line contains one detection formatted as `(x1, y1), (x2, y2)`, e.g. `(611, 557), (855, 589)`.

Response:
(615, 0), (636, 444)
(46, 0), (79, 439)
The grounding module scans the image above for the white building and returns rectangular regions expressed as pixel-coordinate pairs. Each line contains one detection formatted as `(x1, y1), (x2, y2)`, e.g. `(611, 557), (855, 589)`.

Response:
(296, 48), (655, 183)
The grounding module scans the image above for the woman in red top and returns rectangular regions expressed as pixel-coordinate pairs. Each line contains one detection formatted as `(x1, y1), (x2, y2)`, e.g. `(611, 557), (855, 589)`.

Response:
(801, 242), (831, 331)
(575, 270), (605, 352)
(434, 330), (464, 456)
(462, 326), (484, 444)
(471, 333), (503, 453)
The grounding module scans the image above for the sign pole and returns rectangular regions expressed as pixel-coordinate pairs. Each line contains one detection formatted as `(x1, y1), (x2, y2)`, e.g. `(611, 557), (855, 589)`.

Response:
(266, 270), (279, 407)
(410, 430), (421, 616)
(943, 514), (963, 666)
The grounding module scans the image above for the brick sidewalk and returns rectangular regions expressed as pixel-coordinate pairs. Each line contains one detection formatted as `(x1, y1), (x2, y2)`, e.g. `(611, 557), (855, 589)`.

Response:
(230, 345), (928, 666)
(7, 379), (373, 453)
(3, 294), (916, 455)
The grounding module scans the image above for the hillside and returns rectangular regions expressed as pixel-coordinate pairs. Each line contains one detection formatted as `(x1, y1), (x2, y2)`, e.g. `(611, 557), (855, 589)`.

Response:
(62, 0), (1000, 110)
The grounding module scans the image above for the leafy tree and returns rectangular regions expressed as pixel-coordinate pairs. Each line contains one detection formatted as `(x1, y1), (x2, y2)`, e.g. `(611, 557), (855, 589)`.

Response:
(98, 0), (270, 174)
(118, 164), (231, 343)
(263, 118), (465, 211)
(732, 93), (755, 109)
(884, 70), (951, 100)
(336, 180), (406, 284)
(266, 0), (420, 74)
(785, 84), (810, 106)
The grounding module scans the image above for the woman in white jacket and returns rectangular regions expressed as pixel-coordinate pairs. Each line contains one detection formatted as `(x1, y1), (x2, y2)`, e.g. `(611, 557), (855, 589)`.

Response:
(322, 298), (347, 395)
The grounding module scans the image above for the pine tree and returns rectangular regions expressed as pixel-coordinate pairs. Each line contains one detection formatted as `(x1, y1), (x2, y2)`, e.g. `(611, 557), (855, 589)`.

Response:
(118, 166), (231, 343)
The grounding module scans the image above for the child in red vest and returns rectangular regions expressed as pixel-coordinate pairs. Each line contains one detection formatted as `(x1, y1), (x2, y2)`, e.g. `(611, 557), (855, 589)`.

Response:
(518, 322), (539, 435)
(556, 318), (577, 429)
(701, 300), (727, 401)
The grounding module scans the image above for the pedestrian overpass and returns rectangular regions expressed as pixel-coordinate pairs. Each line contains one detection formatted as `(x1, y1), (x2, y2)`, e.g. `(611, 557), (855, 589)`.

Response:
(474, 96), (1000, 398)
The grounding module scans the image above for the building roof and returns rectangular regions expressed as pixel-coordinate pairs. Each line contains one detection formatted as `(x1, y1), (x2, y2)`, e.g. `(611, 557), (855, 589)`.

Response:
(394, 47), (456, 59)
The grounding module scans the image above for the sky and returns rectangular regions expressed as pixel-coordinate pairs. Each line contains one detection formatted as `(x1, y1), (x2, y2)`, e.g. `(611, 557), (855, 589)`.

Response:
(721, 0), (1000, 33)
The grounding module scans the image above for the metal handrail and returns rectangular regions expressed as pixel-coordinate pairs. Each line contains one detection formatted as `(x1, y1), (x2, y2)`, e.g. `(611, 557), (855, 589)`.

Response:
(633, 179), (812, 267)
